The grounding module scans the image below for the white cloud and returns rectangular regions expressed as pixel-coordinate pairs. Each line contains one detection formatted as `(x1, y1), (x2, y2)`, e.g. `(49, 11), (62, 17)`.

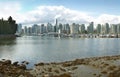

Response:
(20, 5), (120, 25)
(95, 14), (120, 24)
(0, 3), (120, 25)
(20, 5), (95, 25)
(0, 2), (21, 20)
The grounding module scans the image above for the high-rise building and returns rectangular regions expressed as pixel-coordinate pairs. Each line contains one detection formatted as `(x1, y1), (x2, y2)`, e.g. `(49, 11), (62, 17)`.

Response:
(96, 24), (101, 34)
(58, 23), (63, 33)
(87, 22), (94, 34)
(110, 24), (117, 34)
(32, 24), (39, 34)
(63, 24), (70, 34)
(70, 23), (79, 34)
(40, 24), (45, 34)
(24, 26), (28, 34)
(101, 23), (109, 34)
(55, 19), (58, 32)
(117, 24), (120, 34)
(17, 24), (22, 34)
(37, 26), (41, 34)
(46, 23), (53, 32)
(79, 24), (85, 34)
(105, 23), (109, 34)
(28, 27), (32, 35)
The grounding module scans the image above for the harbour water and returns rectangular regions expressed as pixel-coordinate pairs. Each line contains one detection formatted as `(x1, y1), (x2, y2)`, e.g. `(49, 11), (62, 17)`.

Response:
(0, 36), (120, 68)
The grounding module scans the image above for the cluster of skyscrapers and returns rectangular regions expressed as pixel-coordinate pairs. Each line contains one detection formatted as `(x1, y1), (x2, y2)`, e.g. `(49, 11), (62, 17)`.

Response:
(17, 19), (120, 37)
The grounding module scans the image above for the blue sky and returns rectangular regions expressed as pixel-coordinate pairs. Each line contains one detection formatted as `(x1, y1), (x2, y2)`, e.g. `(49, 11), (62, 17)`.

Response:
(0, 0), (120, 24)
(11, 0), (120, 15)
(1, 0), (120, 14)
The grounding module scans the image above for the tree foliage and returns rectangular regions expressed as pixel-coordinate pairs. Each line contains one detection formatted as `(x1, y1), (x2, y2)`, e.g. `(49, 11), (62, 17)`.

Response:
(0, 16), (17, 35)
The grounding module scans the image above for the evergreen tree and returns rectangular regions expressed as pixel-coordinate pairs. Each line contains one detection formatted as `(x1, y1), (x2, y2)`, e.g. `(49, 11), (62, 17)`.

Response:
(0, 16), (17, 35)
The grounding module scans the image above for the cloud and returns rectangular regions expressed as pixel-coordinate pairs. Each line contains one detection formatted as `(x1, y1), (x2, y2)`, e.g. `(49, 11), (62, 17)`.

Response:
(95, 14), (120, 24)
(26, 5), (94, 24)
(0, 2), (21, 20)
(0, 3), (120, 25)
(19, 5), (120, 25)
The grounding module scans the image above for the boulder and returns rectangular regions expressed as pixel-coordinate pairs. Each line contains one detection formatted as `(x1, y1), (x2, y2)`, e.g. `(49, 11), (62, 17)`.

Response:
(13, 61), (19, 66)
(19, 64), (26, 70)
(3, 60), (11, 65)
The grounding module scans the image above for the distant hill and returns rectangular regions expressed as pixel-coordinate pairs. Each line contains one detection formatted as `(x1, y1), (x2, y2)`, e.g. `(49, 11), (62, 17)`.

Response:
(0, 16), (17, 35)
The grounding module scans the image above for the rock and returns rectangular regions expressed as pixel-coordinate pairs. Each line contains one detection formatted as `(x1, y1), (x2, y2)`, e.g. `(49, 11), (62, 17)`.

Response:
(43, 74), (49, 77)
(60, 67), (66, 72)
(26, 62), (29, 65)
(19, 64), (26, 70)
(2, 59), (5, 61)
(0, 73), (4, 77)
(101, 70), (107, 74)
(3, 60), (11, 65)
(48, 68), (52, 72)
(54, 69), (59, 74)
(13, 61), (19, 66)
(22, 61), (25, 63)
(71, 66), (78, 70)
(53, 73), (71, 77)
(22, 61), (29, 65)
(62, 63), (72, 67)
(36, 62), (44, 66)
(108, 70), (120, 77)
(19, 75), (24, 77)
(107, 65), (116, 71)
(24, 72), (34, 77)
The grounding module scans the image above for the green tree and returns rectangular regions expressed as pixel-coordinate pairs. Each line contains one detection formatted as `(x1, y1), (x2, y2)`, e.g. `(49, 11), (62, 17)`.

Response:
(0, 16), (17, 35)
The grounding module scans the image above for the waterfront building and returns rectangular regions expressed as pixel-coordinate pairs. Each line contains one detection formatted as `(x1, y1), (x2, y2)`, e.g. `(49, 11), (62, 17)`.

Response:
(32, 24), (40, 34)
(105, 23), (109, 34)
(87, 22), (94, 34)
(117, 24), (120, 34)
(101, 25), (105, 34)
(37, 25), (41, 34)
(110, 24), (117, 34)
(46, 23), (53, 32)
(70, 23), (79, 34)
(76, 24), (80, 34)
(55, 19), (58, 32)
(28, 27), (32, 35)
(17, 24), (22, 34)
(101, 23), (109, 34)
(79, 24), (85, 34)
(96, 24), (101, 34)
(40, 24), (45, 34)
(63, 24), (70, 34)
(58, 23), (63, 34)
(54, 26), (56, 33)
(24, 26), (28, 34)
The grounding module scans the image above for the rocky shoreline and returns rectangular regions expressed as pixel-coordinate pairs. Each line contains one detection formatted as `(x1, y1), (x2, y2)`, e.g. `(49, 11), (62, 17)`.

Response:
(0, 59), (33, 77)
(1, 55), (120, 77)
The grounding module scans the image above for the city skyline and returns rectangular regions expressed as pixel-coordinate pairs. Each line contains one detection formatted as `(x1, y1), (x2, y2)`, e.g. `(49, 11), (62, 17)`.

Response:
(20, 22), (120, 36)
(0, 0), (120, 25)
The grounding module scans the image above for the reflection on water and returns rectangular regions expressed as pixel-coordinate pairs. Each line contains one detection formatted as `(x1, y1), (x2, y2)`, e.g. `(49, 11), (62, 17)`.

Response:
(0, 36), (120, 68)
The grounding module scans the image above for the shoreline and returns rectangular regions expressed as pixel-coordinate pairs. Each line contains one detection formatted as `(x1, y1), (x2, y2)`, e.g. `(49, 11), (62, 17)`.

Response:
(0, 35), (16, 39)
(0, 55), (120, 77)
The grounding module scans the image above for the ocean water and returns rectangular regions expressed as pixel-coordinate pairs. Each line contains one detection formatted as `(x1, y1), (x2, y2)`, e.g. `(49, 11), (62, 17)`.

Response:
(0, 36), (120, 68)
